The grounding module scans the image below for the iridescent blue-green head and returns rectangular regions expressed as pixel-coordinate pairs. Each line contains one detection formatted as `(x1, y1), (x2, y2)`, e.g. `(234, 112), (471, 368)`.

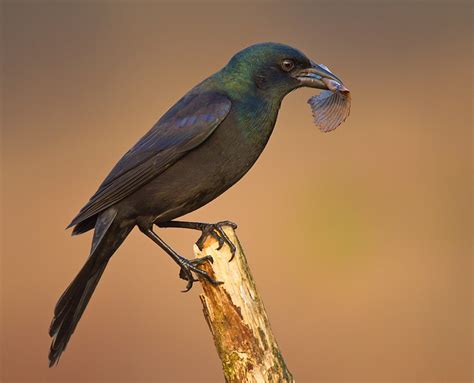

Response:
(219, 42), (344, 100)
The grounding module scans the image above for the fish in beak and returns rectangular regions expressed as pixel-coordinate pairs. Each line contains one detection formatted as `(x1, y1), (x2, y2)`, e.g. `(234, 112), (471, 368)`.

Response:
(295, 61), (351, 132)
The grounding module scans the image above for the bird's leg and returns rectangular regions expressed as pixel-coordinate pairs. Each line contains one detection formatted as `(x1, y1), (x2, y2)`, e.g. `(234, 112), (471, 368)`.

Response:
(140, 226), (223, 292)
(157, 220), (238, 261)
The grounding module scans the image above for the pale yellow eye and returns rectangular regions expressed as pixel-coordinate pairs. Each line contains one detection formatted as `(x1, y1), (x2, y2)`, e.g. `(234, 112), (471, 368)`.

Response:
(281, 59), (295, 72)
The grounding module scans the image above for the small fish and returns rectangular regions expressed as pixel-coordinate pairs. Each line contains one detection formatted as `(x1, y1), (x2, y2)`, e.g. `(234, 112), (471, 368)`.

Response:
(308, 78), (351, 133)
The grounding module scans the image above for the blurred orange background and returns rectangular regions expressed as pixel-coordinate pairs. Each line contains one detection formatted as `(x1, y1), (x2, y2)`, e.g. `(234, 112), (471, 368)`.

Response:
(1, 2), (472, 382)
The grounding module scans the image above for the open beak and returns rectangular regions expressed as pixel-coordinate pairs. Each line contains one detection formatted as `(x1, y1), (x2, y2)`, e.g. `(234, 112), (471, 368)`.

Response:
(294, 61), (346, 90)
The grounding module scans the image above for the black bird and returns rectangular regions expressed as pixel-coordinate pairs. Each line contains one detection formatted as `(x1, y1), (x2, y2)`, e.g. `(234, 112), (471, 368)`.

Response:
(49, 42), (344, 366)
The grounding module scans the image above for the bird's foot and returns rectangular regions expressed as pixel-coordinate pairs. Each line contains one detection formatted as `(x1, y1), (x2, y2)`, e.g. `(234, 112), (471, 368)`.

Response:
(157, 219), (238, 261)
(195, 221), (238, 261)
(177, 255), (223, 292)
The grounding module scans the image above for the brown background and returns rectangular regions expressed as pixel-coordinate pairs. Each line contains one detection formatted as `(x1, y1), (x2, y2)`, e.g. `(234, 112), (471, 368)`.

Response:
(1, 1), (472, 382)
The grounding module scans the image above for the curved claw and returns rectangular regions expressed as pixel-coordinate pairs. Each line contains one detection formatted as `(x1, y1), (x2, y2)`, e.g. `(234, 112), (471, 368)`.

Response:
(179, 268), (199, 281)
(213, 225), (237, 261)
(181, 280), (194, 293)
(190, 220), (238, 261)
(211, 229), (225, 250)
(179, 255), (219, 292)
(215, 235), (225, 250)
(196, 233), (206, 251)
(228, 248), (237, 262)
(180, 268), (197, 292)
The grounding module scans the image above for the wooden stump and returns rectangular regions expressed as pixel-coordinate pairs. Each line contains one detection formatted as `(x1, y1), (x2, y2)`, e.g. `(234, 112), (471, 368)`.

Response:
(194, 227), (294, 383)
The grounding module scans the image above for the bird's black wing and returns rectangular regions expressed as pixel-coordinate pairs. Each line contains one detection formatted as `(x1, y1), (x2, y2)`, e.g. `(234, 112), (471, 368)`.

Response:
(68, 92), (232, 228)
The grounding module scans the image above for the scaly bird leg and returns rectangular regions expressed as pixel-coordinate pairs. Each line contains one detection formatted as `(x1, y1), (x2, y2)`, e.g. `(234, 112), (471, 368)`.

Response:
(157, 220), (238, 261)
(140, 226), (223, 292)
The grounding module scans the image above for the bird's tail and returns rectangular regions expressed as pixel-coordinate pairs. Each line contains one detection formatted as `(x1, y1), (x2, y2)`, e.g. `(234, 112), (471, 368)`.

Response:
(48, 208), (133, 367)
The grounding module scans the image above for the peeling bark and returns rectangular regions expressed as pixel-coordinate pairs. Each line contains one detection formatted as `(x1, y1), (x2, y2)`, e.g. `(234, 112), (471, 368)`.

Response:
(194, 227), (294, 383)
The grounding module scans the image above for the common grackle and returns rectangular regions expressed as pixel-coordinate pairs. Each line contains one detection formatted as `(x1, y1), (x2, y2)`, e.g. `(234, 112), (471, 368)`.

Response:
(49, 42), (346, 366)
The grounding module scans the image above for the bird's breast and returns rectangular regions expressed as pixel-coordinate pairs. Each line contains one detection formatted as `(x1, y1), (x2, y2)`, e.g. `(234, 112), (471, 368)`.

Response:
(205, 98), (280, 182)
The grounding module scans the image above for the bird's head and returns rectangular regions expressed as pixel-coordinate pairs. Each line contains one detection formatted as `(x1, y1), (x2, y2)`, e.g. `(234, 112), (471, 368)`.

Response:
(220, 42), (345, 99)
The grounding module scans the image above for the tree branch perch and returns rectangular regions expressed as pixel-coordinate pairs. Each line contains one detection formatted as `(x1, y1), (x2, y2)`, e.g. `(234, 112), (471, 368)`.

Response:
(194, 227), (294, 383)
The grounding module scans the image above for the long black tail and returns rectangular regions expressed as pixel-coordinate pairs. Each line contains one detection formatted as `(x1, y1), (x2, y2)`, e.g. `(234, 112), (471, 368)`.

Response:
(49, 208), (133, 367)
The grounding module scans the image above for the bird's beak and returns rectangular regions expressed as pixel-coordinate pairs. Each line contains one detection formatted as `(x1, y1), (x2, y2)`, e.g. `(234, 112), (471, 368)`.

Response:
(294, 61), (346, 90)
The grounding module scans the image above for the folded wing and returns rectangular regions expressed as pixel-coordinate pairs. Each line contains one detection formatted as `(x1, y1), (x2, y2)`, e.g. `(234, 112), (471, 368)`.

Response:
(68, 92), (232, 228)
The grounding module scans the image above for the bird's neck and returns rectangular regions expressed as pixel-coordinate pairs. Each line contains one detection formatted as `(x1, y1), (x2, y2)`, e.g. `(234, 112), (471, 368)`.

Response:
(212, 67), (285, 106)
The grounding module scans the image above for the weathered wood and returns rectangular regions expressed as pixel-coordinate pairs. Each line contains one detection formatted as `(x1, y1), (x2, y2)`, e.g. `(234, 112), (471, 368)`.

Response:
(194, 227), (294, 383)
